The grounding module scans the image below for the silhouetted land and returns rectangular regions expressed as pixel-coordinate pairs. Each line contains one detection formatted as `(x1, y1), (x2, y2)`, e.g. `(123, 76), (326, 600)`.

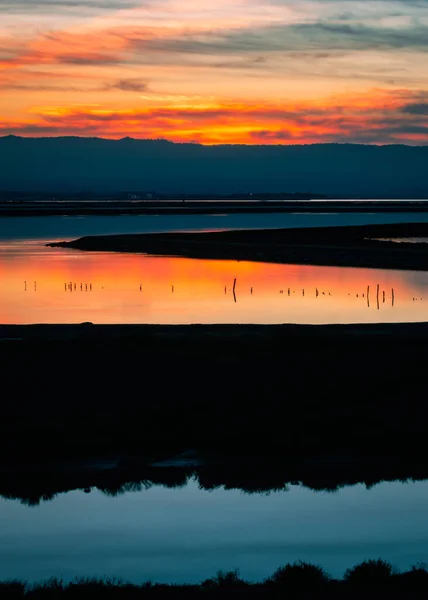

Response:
(1, 136), (428, 197)
(2, 561), (428, 599)
(1, 323), (428, 503)
(5, 199), (428, 217)
(50, 222), (428, 271)
(1, 191), (326, 201)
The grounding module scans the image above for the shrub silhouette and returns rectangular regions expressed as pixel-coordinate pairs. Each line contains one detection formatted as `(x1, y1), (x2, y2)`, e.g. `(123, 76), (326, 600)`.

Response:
(201, 570), (246, 589)
(0, 581), (25, 599)
(408, 563), (428, 577)
(268, 561), (331, 589)
(397, 564), (428, 590)
(65, 578), (135, 600)
(344, 559), (396, 586)
(4, 563), (428, 598)
(29, 578), (65, 599)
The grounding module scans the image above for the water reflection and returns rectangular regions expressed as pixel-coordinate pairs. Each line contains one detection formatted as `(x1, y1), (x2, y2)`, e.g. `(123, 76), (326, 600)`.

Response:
(3, 456), (428, 506)
(375, 238), (428, 244)
(0, 479), (428, 584)
(0, 240), (428, 324)
(0, 242), (428, 324)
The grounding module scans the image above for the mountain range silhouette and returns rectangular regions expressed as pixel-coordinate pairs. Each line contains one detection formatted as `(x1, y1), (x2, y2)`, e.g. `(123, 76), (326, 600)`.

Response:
(1, 136), (427, 197)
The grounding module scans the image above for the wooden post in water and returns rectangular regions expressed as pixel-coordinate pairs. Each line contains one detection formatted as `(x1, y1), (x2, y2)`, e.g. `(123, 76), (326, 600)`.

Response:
(377, 284), (380, 310)
(233, 278), (237, 303)
(392, 288), (395, 307)
(367, 285), (370, 308)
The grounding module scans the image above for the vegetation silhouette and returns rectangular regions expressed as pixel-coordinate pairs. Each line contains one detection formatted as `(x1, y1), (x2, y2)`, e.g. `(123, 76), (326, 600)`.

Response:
(267, 561), (331, 590)
(344, 559), (397, 586)
(201, 570), (247, 590)
(2, 562), (428, 598)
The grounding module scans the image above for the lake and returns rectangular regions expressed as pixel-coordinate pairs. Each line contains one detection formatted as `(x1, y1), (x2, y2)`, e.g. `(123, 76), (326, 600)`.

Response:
(1, 212), (428, 584)
(1, 479), (427, 584)
(0, 213), (428, 324)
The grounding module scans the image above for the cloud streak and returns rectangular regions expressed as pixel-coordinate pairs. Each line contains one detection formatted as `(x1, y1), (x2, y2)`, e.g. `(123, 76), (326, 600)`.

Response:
(0, 0), (145, 13)
(1, 89), (427, 144)
(108, 79), (148, 92)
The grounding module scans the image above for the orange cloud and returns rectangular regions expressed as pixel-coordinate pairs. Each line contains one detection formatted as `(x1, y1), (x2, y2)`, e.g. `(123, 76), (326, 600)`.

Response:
(1, 89), (427, 144)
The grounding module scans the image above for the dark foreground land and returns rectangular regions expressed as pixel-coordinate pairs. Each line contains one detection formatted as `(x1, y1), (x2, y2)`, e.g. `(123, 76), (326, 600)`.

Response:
(3, 560), (428, 599)
(49, 222), (428, 271)
(2, 324), (428, 598)
(1, 323), (428, 504)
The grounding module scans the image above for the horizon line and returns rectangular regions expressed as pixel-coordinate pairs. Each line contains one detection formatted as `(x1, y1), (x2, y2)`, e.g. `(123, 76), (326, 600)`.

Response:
(1, 135), (427, 149)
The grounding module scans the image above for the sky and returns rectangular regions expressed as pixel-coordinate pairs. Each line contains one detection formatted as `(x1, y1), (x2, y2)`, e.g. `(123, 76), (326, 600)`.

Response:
(0, 0), (427, 144)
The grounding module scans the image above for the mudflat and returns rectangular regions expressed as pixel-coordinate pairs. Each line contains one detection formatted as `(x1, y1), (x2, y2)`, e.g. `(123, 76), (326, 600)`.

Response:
(49, 222), (428, 271)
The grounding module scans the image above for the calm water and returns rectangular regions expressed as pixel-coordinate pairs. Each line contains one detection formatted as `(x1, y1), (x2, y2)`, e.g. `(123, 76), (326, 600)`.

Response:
(1, 240), (428, 324)
(376, 237), (428, 244)
(1, 480), (428, 584)
(3, 211), (428, 240)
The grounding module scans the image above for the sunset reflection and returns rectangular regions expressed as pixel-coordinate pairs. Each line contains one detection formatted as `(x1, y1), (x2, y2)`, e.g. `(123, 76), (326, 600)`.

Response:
(0, 241), (428, 325)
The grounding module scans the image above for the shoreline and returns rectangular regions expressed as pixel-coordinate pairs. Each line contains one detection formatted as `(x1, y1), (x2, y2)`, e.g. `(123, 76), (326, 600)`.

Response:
(4, 199), (428, 217)
(48, 222), (428, 271)
(3, 321), (428, 341)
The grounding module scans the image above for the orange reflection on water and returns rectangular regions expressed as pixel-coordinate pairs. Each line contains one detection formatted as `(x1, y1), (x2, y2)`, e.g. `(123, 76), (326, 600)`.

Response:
(0, 241), (428, 324)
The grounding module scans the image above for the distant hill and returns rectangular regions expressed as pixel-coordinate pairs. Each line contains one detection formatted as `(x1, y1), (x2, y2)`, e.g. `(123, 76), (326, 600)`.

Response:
(1, 136), (427, 197)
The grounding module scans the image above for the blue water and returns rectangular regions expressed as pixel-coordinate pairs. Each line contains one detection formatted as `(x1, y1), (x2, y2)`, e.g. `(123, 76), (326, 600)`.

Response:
(2, 211), (428, 241)
(0, 479), (427, 584)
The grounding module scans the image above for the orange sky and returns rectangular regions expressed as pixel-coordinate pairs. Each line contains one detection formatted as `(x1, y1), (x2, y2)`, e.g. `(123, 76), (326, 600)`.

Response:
(1, 0), (427, 144)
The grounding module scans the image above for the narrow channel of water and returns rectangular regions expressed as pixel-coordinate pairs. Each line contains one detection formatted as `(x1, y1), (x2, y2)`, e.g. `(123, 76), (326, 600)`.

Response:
(3, 211), (428, 241)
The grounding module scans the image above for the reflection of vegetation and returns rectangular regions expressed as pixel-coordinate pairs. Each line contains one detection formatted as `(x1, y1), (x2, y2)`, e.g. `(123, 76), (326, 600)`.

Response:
(3, 562), (428, 597)
(2, 323), (428, 507)
(1, 456), (428, 506)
